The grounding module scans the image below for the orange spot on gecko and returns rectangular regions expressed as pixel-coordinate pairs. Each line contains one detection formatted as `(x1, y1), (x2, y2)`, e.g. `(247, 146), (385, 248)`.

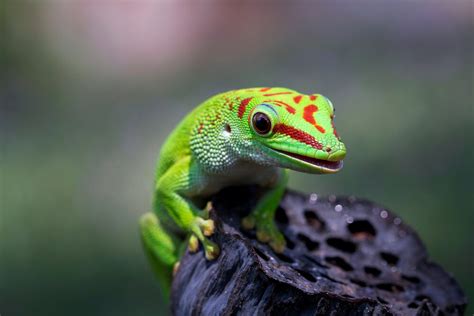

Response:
(331, 119), (340, 139)
(293, 95), (303, 104)
(197, 123), (204, 134)
(238, 97), (253, 118)
(263, 92), (293, 97)
(309, 95), (317, 101)
(272, 100), (296, 114)
(303, 104), (326, 133)
(260, 87), (272, 92)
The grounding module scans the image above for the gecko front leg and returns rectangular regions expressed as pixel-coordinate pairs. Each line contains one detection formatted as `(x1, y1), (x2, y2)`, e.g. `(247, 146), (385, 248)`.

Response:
(156, 156), (220, 260)
(241, 169), (288, 253)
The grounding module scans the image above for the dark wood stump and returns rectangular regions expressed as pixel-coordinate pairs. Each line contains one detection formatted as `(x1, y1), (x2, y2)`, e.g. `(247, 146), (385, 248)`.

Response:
(171, 187), (466, 315)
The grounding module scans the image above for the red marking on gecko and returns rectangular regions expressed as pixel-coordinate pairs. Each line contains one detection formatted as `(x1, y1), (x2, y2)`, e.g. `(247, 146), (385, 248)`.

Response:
(264, 100), (296, 114)
(273, 124), (323, 150)
(263, 92), (293, 97)
(309, 95), (317, 101)
(293, 95), (303, 104)
(303, 104), (326, 133)
(238, 97), (253, 118)
(260, 87), (272, 92)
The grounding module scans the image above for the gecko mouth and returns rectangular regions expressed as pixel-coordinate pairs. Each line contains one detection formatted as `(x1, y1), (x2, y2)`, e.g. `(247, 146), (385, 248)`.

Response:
(273, 148), (343, 172)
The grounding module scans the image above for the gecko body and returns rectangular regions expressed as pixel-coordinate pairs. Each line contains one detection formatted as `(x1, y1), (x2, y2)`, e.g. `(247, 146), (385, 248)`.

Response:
(140, 87), (346, 295)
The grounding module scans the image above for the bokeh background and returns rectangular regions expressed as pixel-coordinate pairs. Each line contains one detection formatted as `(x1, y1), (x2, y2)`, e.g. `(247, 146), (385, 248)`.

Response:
(2, 1), (473, 315)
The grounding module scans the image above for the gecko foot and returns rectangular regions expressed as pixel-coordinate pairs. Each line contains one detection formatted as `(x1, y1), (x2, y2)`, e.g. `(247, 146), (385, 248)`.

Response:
(188, 217), (220, 260)
(242, 215), (286, 253)
(188, 233), (220, 259)
(257, 224), (286, 253)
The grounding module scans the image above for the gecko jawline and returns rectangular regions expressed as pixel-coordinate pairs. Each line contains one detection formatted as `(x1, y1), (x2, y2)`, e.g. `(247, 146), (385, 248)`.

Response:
(273, 148), (343, 172)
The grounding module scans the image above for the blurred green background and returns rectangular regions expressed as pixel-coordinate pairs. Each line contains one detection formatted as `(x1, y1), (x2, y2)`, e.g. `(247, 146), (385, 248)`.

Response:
(1, 1), (473, 315)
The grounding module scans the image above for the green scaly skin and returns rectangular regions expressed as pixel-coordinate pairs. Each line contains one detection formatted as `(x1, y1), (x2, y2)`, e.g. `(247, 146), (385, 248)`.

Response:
(140, 87), (346, 296)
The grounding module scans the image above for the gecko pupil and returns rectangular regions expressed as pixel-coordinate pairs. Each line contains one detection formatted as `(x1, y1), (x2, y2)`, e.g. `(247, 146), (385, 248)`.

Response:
(253, 112), (272, 135)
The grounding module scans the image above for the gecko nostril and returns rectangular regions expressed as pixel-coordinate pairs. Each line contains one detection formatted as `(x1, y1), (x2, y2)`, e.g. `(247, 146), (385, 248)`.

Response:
(325, 147), (332, 153)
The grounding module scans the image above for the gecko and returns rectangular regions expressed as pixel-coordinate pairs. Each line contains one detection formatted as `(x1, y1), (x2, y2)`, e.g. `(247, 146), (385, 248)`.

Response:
(140, 87), (346, 295)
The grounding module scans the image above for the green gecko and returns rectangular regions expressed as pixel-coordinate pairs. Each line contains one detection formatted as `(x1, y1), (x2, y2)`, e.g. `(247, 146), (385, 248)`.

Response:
(140, 87), (346, 295)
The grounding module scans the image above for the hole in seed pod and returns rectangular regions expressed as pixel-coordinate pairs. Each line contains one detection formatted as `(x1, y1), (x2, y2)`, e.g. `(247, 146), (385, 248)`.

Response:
(326, 237), (357, 254)
(402, 274), (421, 284)
(297, 233), (319, 251)
(253, 247), (269, 261)
(325, 256), (354, 271)
(275, 207), (289, 224)
(319, 272), (346, 285)
(284, 235), (295, 250)
(364, 266), (382, 277)
(350, 278), (367, 287)
(303, 210), (325, 231)
(303, 254), (328, 268)
(415, 295), (431, 302)
(408, 302), (419, 309)
(376, 283), (404, 293)
(347, 220), (377, 240)
(295, 268), (317, 282)
(275, 252), (294, 264)
(380, 252), (399, 266)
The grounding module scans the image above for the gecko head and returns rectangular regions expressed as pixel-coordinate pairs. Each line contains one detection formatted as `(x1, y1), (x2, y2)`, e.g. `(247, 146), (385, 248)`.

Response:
(246, 93), (346, 174)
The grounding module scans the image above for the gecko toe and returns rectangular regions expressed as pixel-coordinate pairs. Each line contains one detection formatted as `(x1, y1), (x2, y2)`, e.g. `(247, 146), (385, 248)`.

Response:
(188, 235), (199, 253)
(204, 242), (220, 260)
(241, 215), (256, 230)
(201, 219), (215, 236)
(269, 238), (286, 254)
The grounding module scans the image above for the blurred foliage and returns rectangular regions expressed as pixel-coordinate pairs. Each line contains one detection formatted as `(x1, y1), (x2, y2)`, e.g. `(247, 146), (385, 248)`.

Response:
(1, 1), (473, 315)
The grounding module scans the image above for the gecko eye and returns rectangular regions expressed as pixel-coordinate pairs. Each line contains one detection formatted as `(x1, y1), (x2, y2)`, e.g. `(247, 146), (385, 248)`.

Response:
(326, 97), (335, 115)
(252, 112), (272, 135)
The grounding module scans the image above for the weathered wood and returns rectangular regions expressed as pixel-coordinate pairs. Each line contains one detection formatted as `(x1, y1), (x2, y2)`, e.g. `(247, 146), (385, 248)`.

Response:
(171, 186), (466, 315)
